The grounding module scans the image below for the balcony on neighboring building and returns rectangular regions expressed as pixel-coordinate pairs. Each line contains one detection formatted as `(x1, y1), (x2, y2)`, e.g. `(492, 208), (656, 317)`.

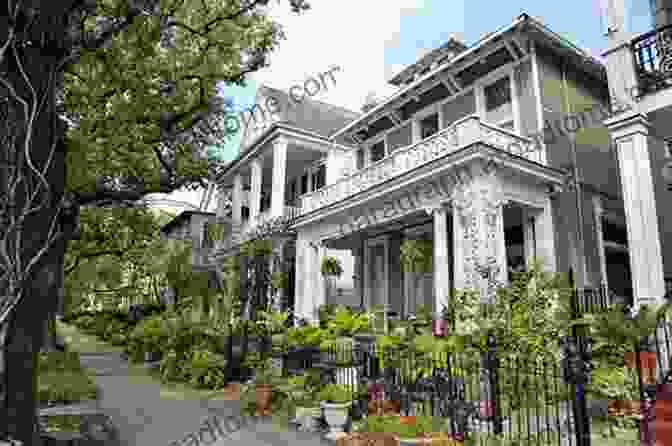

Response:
(632, 24), (672, 96)
(300, 115), (544, 214)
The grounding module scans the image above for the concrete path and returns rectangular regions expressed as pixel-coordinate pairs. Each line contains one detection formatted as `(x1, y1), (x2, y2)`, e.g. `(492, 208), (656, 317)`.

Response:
(65, 328), (332, 446)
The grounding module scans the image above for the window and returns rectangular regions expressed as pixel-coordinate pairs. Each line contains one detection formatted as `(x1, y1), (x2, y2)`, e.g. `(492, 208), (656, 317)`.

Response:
(420, 113), (439, 139)
(301, 173), (309, 195)
(356, 148), (365, 169)
(665, 138), (672, 158)
(312, 164), (326, 191)
(485, 76), (511, 111)
(289, 181), (296, 202)
(242, 206), (250, 219)
(370, 141), (386, 163)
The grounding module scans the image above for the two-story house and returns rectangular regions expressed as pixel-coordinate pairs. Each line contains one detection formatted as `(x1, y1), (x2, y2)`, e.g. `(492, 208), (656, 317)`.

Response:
(600, 0), (672, 307)
(212, 13), (639, 323)
(210, 85), (361, 313)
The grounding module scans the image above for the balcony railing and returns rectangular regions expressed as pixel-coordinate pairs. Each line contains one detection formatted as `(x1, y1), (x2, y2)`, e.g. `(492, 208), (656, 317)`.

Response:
(632, 24), (672, 96)
(301, 115), (544, 214)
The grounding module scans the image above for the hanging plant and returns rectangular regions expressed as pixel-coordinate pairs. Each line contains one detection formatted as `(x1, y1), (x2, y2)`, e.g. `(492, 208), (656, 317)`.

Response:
(399, 239), (432, 273)
(321, 256), (343, 277)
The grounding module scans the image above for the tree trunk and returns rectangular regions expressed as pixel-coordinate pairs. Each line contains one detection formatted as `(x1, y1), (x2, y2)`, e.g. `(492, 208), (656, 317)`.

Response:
(0, 3), (70, 444)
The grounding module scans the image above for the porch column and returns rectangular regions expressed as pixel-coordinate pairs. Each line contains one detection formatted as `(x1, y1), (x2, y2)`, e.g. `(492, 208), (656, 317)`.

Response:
(351, 245), (364, 308)
(316, 243), (327, 313)
(451, 160), (507, 302)
(522, 207), (536, 268)
(232, 174), (243, 224)
(426, 204), (450, 312)
(593, 196), (610, 298)
(271, 138), (288, 219)
(533, 193), (558, 273)
(270, 237), (289, 311)
(295, 236), (311, 323)
(250, 157), (263, 224)
(606, 112), (665, 306)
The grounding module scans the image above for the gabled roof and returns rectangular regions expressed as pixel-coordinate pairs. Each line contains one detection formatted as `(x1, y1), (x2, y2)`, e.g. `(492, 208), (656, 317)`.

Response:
(255, 84), (360, 138)
(330, 13), (607, 140)
(215, 88), (360, 184)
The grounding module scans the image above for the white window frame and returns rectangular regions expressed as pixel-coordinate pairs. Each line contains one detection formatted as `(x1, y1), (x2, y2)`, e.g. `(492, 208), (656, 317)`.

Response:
(481, 70), (515, 127)
(413, 103), (442, 143)
(365, 133), (387, 167)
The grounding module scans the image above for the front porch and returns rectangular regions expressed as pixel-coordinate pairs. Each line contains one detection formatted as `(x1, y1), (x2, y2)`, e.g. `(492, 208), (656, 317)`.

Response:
(293, 150), (565, 322)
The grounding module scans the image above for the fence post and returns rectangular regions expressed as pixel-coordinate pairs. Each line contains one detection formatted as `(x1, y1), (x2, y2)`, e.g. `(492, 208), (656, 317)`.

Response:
(564, 270), (592, 446)
(487, 333), (502, 434)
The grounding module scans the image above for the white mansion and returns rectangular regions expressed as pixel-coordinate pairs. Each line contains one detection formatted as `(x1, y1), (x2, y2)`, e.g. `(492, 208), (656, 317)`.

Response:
(163, 7), (672, 322)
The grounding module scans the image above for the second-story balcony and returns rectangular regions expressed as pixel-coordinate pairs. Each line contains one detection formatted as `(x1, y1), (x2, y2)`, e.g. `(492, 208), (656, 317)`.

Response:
(632, 24), (672, 96)
(300, 115), (544, 214)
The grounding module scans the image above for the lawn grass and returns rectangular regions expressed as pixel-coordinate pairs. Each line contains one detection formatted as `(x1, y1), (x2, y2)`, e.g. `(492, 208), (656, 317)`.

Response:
(56, 321), (229, 401)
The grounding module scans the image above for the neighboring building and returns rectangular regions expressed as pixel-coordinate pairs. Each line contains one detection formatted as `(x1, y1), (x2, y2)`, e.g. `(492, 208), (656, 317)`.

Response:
(160, 210), (219, 272)
(601, 0), (672, 306)
(207, 13), (645, 322)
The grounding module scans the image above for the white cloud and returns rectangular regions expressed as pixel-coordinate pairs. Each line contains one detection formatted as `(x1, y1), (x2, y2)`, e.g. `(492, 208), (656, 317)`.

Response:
(252, 0), (425, 111)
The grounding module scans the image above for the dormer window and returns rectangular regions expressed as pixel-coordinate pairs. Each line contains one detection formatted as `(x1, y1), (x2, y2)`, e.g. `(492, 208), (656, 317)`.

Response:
(370, 140), (386, 163)
(485, 76), (511, 111)
(483, 74), (513, 127)
(420, 113), (439, 139)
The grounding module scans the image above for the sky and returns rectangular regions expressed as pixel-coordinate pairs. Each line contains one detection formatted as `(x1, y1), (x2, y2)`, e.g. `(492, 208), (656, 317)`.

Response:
(147, 0), (654, 214)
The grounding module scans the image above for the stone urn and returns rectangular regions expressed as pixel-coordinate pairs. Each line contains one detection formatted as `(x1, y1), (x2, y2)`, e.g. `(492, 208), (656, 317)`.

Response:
(321, 401), (352, 437)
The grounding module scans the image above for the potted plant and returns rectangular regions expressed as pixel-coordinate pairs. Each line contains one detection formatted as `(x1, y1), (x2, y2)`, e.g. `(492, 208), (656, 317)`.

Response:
(586, 303), (669, 393)
(319, 383), (353, 437)
(254, 358), (276, 416)
(281, 373), (322, 431)
(354, 415), (454, 446)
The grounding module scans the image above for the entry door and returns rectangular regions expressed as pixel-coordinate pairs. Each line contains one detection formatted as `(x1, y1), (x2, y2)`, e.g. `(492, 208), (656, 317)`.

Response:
(365, 236), (389, 309)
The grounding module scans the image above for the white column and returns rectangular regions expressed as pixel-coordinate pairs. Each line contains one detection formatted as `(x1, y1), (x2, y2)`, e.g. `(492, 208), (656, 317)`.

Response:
(271, 138), (288, 219)
(250, 158), (263, 224)
(530, 42), (547, 165)
(606, 112), (665, 306)
(452, 206), (465, 291)
(426, 205), (450, 312)
(352, 246), (363, 307)
(510, 68), (521, 134)
(522, 207), (536, 268)
(232, 174), (243, 224)
(534, 194), (557, 273)
(593, 196), (610, 299)
(316, 244), (327, 314)
(295, 237), (309, 322)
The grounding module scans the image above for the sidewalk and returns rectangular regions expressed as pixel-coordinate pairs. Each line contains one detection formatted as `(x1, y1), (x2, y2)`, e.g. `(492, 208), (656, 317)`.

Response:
(58, 322), (332, 446)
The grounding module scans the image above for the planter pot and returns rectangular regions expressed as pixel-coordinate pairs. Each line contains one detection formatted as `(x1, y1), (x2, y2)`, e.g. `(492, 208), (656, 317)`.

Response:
(624, 351), (656, 369)
(368, 399), (401, 416)
(255, 385), (274, 416)
(335, 432), (399, 446)
(144, 351), (161, 362)
(321, 401), (352, 436)
(295, 406), (321, 431)
(608, 399), (640, 416)
(399, 416), (416, 425)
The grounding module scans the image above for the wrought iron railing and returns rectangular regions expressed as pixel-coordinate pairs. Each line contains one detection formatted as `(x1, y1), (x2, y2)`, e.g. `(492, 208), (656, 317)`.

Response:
(632, 24), (672, 96)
